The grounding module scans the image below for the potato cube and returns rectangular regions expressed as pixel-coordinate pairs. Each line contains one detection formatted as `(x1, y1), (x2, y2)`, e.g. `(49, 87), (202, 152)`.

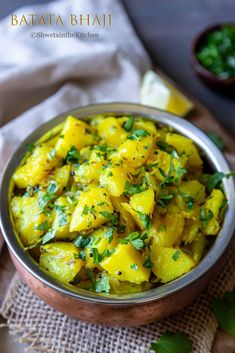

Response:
(85, 227), (119, 269)
(166, 133), (202, 170)
(13, 144), (60, 189)
(202, 189), (224, 235)
(150, 212), (185, 247)
(96, 117), (127, 147)
(117, 135), (154, 168)
(70, 187), (114, 232)
(40, 242), (83, 283)
(55, 115), (96, 158)
(101, 243), (150, 284)
(10, 196), (48, 246)
(150, 245), (195, 283)
(122, 188), (155, 229)
(52, 197), (76, 240)
(100, 165), (129, 197)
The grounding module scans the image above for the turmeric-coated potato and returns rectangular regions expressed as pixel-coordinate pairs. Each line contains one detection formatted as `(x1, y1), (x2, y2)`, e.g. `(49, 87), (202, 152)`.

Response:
(150, 245), (195, 283)
(13, 144), (60, 189)
(55, 116), (96, 158)
(101, 243), (150, 284)
(70, 187), (114, 232)
(40, 242), (83, 283)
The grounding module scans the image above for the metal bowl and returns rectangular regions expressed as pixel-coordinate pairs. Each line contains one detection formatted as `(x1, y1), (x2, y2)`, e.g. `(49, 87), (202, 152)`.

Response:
(1, 103), (235, 326)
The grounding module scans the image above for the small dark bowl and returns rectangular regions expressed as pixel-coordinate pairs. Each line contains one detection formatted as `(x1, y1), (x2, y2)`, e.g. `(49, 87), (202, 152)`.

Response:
(191, 23), (235, 90)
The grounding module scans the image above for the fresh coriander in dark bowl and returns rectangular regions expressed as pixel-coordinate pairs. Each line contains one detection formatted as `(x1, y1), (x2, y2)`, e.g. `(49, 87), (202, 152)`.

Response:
(191, 23), (235, 89)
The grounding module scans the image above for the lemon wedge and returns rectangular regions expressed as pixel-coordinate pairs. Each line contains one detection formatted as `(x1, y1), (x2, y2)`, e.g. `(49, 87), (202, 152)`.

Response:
(140, 70), (193, 117)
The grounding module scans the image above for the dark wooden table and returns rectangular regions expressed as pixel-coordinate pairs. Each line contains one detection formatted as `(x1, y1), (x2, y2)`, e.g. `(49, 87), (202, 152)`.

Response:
(1, 0), (235, 137)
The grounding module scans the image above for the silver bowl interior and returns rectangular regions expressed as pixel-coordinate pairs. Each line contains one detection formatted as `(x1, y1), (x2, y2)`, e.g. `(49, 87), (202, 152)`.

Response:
(0, 102), (235, 305)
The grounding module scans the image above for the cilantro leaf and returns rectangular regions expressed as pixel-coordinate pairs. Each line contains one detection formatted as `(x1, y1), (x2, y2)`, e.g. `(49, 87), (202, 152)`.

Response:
(150, 332), (192, 353)
(156, 141), (174, 154)
(82, 204), (89, 216)
(143, 256), (153, 269)
(212, 292), (235, 337)
(172, 250), (181, 261)
(123, 116), (134, 131)
(157, 194), (174, 208)
(91, 248), (101, 265)
(207, 132), (225, 151)
(207, 171), (235, 193)
(199, 207), (214, 222)
(104, 227), (115, 244)
(99, 211), (119, 226)
(121, 231), (144, 250)
(73, 235), (91, 248)
(130, 263), (138, 270)
(128, 129), (150, 141)
(136, 211), (151, 230)
(42, 229), (56, 244)
(65, 146), (80, 164)
(95, 276), (110, 293)
(26, 143), (35, 153)
(207, 172), (226, 192)
(124, 181), (145, 195)
(35, 220), (49, 232)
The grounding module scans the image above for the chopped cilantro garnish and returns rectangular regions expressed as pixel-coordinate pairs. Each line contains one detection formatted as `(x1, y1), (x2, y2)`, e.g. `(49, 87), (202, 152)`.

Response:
(157, 193), (174, 208)
(65, 146), (80, 164)
(79, 251), (86, 261)
(107, 171), (113, 177)
(26, 143), (35, 153)
(42, 229), (55, 244)
(136, 211), (151, 230)
(100, 211), (119, 226)
(212, 291), (235, 337)
(207, 132), (225, 151)
(172, 250), (181, 261)
(143, 256), (153, 269)
(128, 129), (150, 141)
(104, 227), (115, 244)
(130, 263), (138, 270)
(207, 171), (235, 193)
(156, 140), (174, 153)
(73, 235), (91, 248)
(123, 116), (134, 131)
(38, 181), (58, 212)
(199, 207), (214, 222)
(91, 248), (101, 265)
(47, 148), (56, 160)
(35, 220), (49, 232)
(82, 204), (89, 216)
(150, 332), (192, 353)
(95, 276), (110, 293)
(124, 181), (145, 195)
(121, 231), (144, 250)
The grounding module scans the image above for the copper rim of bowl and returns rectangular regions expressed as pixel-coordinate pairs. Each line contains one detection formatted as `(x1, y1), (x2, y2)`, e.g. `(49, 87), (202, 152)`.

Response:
(0, 103), (235, 305)
(190, 23), (235, 85)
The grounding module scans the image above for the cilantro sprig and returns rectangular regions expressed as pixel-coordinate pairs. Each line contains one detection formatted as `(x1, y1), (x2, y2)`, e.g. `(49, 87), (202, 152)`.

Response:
(65, 146), (80, 164)
(121, 231), (145, 250)
(123, 116), (134, 131)
(150, 332), (192, 353)
(212, 291), (235, 337)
